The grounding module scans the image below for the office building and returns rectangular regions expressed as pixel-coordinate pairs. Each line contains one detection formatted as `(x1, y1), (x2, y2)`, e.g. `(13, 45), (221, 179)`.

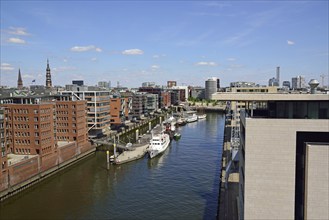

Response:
(292, 76), (306, 90)
(205, 77), (218, 100)
(276, 66), (280, 86)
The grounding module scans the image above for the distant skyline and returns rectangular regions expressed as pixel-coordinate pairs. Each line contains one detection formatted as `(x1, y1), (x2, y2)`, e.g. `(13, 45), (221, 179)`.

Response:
(1, 1), (328, 88)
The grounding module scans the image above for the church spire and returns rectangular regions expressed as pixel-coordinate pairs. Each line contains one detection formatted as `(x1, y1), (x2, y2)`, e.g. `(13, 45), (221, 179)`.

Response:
(17, 68), (23, 90)
(46, 59), (52, 88)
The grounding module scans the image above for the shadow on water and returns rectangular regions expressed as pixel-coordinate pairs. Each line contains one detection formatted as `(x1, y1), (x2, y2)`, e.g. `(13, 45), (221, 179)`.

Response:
(202, 114), (225, 220)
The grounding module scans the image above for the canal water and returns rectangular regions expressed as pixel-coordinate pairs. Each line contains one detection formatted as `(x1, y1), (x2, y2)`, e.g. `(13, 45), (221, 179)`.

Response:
(0, 113), (225, 220)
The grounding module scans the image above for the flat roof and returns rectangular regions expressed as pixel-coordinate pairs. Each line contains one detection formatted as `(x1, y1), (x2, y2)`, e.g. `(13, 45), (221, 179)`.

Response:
(211, 92), (329, 101)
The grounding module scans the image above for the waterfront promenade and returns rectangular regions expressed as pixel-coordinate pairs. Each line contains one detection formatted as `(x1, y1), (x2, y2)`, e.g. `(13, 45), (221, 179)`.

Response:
(218, 115), (239, 220)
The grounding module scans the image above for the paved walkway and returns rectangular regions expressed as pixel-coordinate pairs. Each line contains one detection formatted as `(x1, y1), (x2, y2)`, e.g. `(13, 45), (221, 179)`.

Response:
(218, 120), (239, 220)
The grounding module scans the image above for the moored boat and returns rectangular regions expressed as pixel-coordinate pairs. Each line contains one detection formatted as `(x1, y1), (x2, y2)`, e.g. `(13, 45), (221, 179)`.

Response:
(173, 132), (181, 141)
(197, 114), (207, 120)
(186, 113), (198, 123)
(148, 131), (171, 159)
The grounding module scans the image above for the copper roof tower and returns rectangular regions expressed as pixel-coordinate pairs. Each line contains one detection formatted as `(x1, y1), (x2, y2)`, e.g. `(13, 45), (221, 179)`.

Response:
(17, 68), (23, 90)
(46, 59), (52, 88)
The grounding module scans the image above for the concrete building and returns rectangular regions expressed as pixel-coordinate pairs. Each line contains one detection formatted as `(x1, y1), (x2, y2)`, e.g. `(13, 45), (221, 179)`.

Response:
(212, 92), (329, 219)
(292, 76), (306, 90)
(205, 77), (218, 100)
(189, 86), (205, 100)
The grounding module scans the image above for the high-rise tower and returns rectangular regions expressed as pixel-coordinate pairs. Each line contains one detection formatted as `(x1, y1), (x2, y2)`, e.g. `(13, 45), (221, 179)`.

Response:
(276, 66), (280, 86)
(46, 59), (52, 88)
(17, 69), (23, 90)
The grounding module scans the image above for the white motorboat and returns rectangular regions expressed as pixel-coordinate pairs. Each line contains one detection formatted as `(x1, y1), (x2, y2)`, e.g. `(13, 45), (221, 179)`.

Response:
(148, 131), (170, 159)
(197, 114), (207, 120)
(186, 113), (198, 123)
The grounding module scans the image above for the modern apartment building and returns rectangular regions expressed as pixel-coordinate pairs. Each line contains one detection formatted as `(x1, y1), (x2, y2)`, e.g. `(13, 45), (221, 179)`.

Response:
(239, 94), (329, 219)
(109, 97), (131, 125)
(131, 93), (146, 118)
(212, 92), (329, 219)
(60, 89), (111, 137)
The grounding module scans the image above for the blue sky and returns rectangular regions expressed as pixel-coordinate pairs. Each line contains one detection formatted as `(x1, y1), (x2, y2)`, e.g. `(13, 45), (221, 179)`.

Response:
(1, 1), (328, 88)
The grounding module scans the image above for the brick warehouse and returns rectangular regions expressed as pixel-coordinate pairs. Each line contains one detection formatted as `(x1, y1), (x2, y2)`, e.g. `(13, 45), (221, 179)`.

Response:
(0, 99), (93, 194)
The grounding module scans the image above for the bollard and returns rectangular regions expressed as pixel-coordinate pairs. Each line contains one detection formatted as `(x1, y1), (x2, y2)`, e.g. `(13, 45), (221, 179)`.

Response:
(106, 150), (110, 170)
(136, 129), (139, 142)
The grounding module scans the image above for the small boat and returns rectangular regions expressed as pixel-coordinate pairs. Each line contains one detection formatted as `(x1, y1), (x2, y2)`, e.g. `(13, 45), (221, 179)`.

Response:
(197, 114), (207, 120)
(148, 131), (171, 159)
(186, 113), (198, 123)
(173, 132), (181, 141)
(176, 117), (187, 126)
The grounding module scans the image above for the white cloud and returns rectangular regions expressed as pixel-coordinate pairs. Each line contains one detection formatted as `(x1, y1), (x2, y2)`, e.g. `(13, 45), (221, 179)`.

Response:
(287, 40), (295, 45)
(23, 74), (34, 79)
(227, 58), (236, 61)
(53, 66), (76, 73)
(8, 27), (30, 36)
(151, 65), (160, 70)
(70, 45), (102, 52)
(7, 37), (26, 44)
(122, 49), (144, 55)
(0, 63), (15, 71)
(91, 57), (97, 61)
(195, 61), (218, 66)
(153, 54), (166, 58)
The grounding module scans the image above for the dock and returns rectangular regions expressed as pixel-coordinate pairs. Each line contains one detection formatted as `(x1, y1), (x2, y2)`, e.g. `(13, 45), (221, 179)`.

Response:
(114, 125), (164, 164)
(114, 133), (151, 164)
